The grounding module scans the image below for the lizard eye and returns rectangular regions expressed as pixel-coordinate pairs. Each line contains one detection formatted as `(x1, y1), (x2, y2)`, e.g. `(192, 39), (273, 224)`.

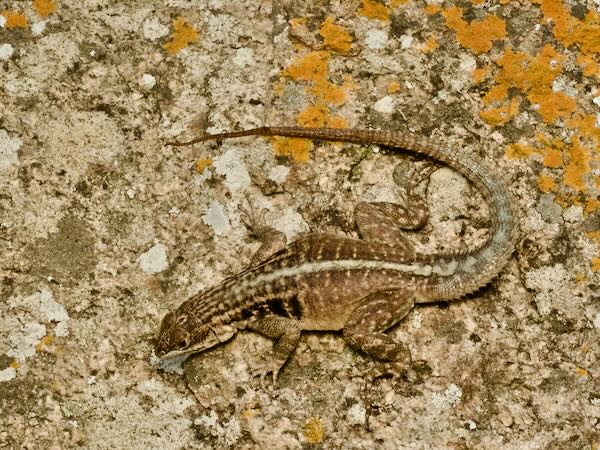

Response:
(176, 315), (188, 325)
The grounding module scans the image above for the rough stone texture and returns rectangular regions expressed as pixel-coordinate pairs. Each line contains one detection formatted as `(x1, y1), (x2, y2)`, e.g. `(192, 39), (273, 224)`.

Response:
(1, 1), (599, 449)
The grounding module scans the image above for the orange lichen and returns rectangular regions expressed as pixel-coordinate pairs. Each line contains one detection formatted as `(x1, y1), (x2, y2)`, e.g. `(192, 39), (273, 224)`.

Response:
(424, 4), (442, 15)
(10, 360), (20, 369)
(575, 367), (590, 377)
(272, 137), (312, 163)
(283, 51), (330, 82)
(471, 66), (490, 84)
(1, 10), (28, 28)
(442, 7), (506, 54)
(387, 81), (401, 94)
(33, 0), (57, 17)
(310, 79), (347, 106)
(35, 335), (53, 352)
(319, 16), (353, 54)
(195, 158), (212, 173)
(566, 114), (600, 143)
(480, 98), (520, 125)
(591, 258), (600, 271)
(420, 36), (439, 54)
(563, 138), (590, 192)
(390, 0), (409, 5)
(485, 46), (576, 124)
(576, 54), (600, 77)
(538, 174), (556, 193)
(505, 142), (536, 160)
(358, 0), (390, 21)
(541, 145), (562, 168)
(534, 0), (600, 55)
(586, 199), (600, 214)
(303, 417), (325, 444)
(163, 17), (199, 54)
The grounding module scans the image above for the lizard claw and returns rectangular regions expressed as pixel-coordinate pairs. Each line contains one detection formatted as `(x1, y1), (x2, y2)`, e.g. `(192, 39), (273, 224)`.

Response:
(250, 359), (285, 386)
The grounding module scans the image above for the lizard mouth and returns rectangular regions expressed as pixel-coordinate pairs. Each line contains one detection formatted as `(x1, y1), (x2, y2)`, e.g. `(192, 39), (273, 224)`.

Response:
(157, 342), (206, 360)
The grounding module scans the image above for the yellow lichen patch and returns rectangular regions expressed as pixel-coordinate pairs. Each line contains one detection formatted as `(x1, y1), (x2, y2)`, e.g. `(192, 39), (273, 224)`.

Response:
(195, 158), (212, 173)
(33, 0), (57, 17)
(35, 335), (53, 352)
(588, 231), (600, 246)
(541, 145), (562, 169)
(303, 417), (325, 444)
(538, 174), (556, 193)
(420, 36), (439, 54)
(310, 79), (347, 106)
(358, 0), (390, 21)
(566, 114), (600, 143)
(10, 360), (20, 369)
(563, 138), (590, 192)
(576, 54), (600, 77)
(390, 0), (408, 5)
(575, 367), (590, 377)
(297, 104), (329, 128)
(1, 10), (28, 28)
(163, 17), (199, 55)
(319, 16), (353, 54)
(480, 98), (520, 126)
(272, 137), (312, 162)
(424, 4), (442, 15)
(487, 46), (576, 124)
(534, 0), (600, 56)
(504, 142), (536, 160)
(283, 51), (330, 83)
(471, 66), (490, 84)
(586, 198), (599, 214)
(387, 81), (401, 94)
(442, 7), (506, 54)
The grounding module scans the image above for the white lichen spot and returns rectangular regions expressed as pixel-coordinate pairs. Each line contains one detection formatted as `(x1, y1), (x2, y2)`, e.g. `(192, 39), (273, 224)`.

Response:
(346, 403), (367, 425)
(139, 73), (156, 90)
(410, 309), (422, 329)
(268, 165), (289, 184)
(232, 47), (255, 68)
(202, 201), (231, 235)
(126, 187), (136, 198)
(400, 34), (413, 49)
(431, 383), (463, 409)
(6, 322), (46, 361)
(0, 43), (14, 61)
(365, 28), (389, 49)
(142, 17), (170, 41)
(274, 207), (310, 240)
(213, 148), (251, 191)
(373, 96), (394, 114)
(194, 411), (242, 447)
(562, 205), (583, 223)
(38, 288), (69, 332)
(0, 15), (6, 27)
(138, 243), (169, 274)
(524, 263), (569, 316)
(593, 96), (600, 107)
(594, 313), (600, 330)
(32, 21), (47, 35)
(0, 367), (17, 382)
(466, 420), (477, 430)
(0, 129), (21, 170)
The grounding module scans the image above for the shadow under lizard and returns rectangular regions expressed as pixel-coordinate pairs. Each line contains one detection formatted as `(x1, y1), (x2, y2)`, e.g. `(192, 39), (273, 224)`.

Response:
(155, 126), (520, 383)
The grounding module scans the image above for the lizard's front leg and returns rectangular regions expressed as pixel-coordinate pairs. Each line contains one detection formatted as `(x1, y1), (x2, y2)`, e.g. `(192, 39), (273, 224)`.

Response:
(247, 315), (301, 384)
(342, 289), (414, 362)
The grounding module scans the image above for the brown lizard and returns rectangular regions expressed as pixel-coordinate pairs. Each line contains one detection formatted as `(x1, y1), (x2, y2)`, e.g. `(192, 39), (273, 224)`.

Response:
(155, 127), (520, 382)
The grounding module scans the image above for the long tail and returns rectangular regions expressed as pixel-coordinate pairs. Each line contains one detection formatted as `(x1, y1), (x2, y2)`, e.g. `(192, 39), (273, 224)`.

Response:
(169, 126), (519, 301)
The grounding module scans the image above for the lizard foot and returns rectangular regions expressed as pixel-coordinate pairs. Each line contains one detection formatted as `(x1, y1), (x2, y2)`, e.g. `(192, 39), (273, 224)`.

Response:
(250, 358), (286, 386)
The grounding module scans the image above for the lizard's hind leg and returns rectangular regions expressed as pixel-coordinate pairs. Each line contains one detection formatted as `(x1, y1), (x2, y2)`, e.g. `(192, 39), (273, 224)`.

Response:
(355, 161), (436, 249)
(342, 289), (414, 362)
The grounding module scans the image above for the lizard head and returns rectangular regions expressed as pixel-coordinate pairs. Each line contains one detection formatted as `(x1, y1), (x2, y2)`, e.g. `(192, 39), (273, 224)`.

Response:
(155, 309), (237, 360)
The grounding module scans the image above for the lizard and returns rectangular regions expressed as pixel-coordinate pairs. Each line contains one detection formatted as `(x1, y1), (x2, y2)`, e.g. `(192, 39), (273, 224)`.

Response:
(155, 126), (520, 383)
